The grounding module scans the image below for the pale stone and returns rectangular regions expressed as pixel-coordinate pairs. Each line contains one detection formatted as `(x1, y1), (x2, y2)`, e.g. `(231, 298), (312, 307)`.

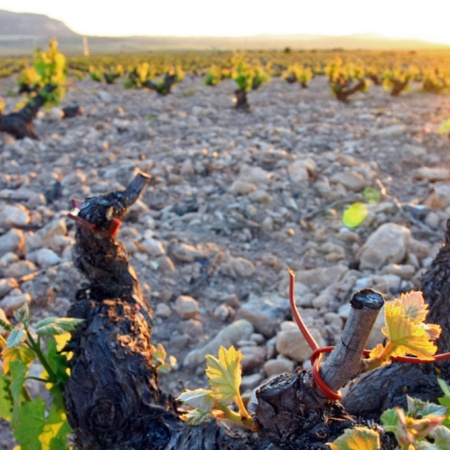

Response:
(236, 293), (287, 338)
(26, 219), (67, 252)
(180, 159), (195, 176)
(358, 223), (411, 270)
(155, 303), (171, 319)
(33, 248), (61, 268)
(0, 278), (19, 299)
(184, 319), (254, 367)
(276, 327), (325, 362)
(44, 107), (63, 122)
(337, 227), (360, 244)
(330, 171), (367, 192)
(426, 184), (450, 209)
(171, 242), (200, 263)
(241, 373), (264, 392)
(0, 228), (26, 257)
(415, 167), (450, 182)
(240, 346), (266, 371)
(175, 295), (200, 319)
(5, 260), (37, 278)
(263, 358), (295, 377)
(296, 264), (348, 292)
(371, 125), (406, 137)
(140, 238), (165, 256)
(249, 189), (271, 204)
(0, 205), (30, 228)
(288, 159), (315, 183)
(228, 180), (257, 195)
(0, 292), (31, 316)
(382, 264), (416, 279)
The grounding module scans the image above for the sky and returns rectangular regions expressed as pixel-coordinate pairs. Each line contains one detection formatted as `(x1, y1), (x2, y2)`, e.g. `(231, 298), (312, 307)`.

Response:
(1, 0), (450, 44)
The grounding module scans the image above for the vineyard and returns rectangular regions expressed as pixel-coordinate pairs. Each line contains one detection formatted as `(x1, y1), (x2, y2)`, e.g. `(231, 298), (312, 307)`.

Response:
(1, 45), (450, 449)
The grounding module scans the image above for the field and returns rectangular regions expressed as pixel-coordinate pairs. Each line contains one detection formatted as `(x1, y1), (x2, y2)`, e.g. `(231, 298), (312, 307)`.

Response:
(1, 49), (450, 448)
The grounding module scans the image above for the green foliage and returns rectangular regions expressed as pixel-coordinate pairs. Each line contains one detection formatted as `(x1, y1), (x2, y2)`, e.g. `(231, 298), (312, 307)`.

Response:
(151, 343), (177, 374)
(89, 65), (102, 82)
(18, 38), (67, 108)
(178, 346), (253, 428)
(204, 65), (223, 86)
(382, 67), (419, 96)
(283, 64), (313, 87)
(381, 396), (449, 449)
(231, 59), (270, 92)
(367, 291), (441, 371)
(328, 426), (381, 450)
(422, 68), (449, 93)
(0, 304), (83, 450)
(325, 58), (369, 102)
(124, 62), (155, 88)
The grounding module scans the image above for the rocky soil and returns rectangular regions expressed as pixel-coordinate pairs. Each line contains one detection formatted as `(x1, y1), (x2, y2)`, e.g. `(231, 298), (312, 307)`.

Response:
(1, 74), (450, 448)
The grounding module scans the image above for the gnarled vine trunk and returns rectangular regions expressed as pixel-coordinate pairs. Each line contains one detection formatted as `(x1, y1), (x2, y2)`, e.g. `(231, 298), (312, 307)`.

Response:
(65, 173), (449, 449)
(0, 84), (55, 140)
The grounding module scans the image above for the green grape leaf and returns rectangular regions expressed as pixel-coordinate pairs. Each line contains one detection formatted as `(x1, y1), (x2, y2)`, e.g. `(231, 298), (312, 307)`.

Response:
(180, 408), (214, 425)
(13, 304), (31, 327)
(2, 345), (36, 374)
(0, 373), (13, 421)
(205, 346), (242, 405)
(383, 292), (440, 360)
(9, 360), (30, 427)
(6, 328), (26, 349)
(39, 403), (72, 450)
(328, 426), (381, 450)
(14, 397), (47, 450)
(14, 396), (72, 450)
(406, 395), (447, 419)
(429, 426), (450, 449)
(43, 337), (70, 388)
(177, 388), (215, 411)
(380, 407), (399, 433)
(35, 317), (83, 337)
(343, 202), (368, 228)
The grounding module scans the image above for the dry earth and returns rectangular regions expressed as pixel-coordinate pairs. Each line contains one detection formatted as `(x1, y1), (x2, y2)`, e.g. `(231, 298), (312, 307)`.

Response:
(1, 74), (450, 448)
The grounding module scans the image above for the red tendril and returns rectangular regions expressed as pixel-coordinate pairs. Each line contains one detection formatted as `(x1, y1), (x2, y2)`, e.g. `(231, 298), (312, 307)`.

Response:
(288, 269), (450, 401)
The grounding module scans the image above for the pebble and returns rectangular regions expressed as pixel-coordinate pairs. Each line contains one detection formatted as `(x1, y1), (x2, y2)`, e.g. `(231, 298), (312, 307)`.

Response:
(263, 357), (295, 377)
(288, 159), (315, 183)
(0, 204), (30, 228)
(0, 278), (19, 299)
(5, 260), (37, 278)
(155, 303), (172, 318)
(26, 219), (67, 253)
(240, 345), (266, 372)
(228, 180), (257, 195)
(276, 325), (325, 363)
(415, 167), (449, 182)
(170, 242), (200, 263)
(0, 229), (26, 257)
(0, 292), (32, 316)
(174, 295), (200, 319)
(358, 223), (411, 270)
(184, 319), (254, 367)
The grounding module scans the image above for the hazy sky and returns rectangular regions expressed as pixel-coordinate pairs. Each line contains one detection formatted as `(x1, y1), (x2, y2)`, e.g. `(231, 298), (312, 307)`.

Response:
(1, 1), (450, 44)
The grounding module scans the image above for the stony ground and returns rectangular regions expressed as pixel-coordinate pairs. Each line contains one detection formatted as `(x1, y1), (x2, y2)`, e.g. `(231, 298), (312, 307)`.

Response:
(1, 74), (450, 448)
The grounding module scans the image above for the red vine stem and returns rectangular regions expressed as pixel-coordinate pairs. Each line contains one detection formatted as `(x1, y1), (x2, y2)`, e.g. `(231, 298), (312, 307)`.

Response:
(288, 270), (450, 401)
